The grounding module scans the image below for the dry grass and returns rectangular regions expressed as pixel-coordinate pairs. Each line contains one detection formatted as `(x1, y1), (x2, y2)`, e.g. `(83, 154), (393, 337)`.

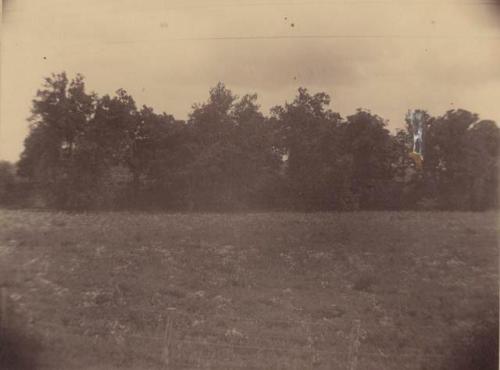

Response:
(0, 210), (497, 369)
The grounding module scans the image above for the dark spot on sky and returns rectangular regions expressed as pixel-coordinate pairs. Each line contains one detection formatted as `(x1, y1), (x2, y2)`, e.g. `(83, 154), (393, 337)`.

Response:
(290, 23), (295, 28)
(43, 56), (46, 60)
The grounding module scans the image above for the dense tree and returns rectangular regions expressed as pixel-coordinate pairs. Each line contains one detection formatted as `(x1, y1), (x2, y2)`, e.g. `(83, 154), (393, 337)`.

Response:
(0, 161), (17, 205)
(13, 72), (499, 211)
(18, 73), (97, 209)
(464, 120), (499, 210)
(422, 109), (499, 210)
(136, 106), (189, 208)
(86, 89), (143, 206)
(184, 83), (281, 210)
(343, 110), (402, 209)
(272, 88), (348, 210)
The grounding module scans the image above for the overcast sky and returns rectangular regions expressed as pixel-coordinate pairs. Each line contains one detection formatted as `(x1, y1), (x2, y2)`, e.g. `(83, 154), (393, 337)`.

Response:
(1, 0), (499, 161)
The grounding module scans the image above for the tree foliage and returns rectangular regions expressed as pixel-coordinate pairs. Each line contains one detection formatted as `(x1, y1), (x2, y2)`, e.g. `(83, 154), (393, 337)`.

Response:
(11, 72), (499, 211)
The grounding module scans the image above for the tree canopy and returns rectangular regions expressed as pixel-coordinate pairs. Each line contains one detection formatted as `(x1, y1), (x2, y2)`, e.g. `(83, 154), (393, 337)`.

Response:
(6, 72), (498, 211)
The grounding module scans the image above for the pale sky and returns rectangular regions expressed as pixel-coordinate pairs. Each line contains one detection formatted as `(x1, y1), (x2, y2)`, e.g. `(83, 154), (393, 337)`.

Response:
(1, 0), (499, 161)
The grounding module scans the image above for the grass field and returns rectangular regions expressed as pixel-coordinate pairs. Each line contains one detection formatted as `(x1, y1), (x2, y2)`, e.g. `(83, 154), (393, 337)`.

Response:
(0, 210), (497, 369)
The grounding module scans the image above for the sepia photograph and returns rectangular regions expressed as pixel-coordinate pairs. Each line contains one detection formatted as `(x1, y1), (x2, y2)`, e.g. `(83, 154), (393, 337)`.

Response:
(0, 0), (498, 369)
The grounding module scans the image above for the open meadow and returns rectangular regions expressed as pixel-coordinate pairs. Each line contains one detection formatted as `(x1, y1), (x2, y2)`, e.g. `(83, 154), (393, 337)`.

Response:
(0, 210), (497, 369)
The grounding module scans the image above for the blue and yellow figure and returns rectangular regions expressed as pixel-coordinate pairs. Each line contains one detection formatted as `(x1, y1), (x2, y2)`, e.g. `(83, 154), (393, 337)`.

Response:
(406, 110), (424, 170)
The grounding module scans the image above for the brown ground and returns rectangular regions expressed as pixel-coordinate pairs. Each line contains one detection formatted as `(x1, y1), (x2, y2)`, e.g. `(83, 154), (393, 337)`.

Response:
(0, 210), (497, 369)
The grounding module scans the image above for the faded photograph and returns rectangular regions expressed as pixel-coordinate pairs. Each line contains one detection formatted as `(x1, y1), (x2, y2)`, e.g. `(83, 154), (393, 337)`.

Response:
(0, 0), (498, 369)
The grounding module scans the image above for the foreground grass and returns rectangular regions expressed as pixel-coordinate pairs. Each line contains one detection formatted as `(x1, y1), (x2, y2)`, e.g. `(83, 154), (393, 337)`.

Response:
(0, 210), (497, 369)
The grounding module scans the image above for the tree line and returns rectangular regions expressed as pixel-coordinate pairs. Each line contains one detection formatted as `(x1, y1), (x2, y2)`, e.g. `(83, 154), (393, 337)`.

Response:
(0, 72), (498, 211)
